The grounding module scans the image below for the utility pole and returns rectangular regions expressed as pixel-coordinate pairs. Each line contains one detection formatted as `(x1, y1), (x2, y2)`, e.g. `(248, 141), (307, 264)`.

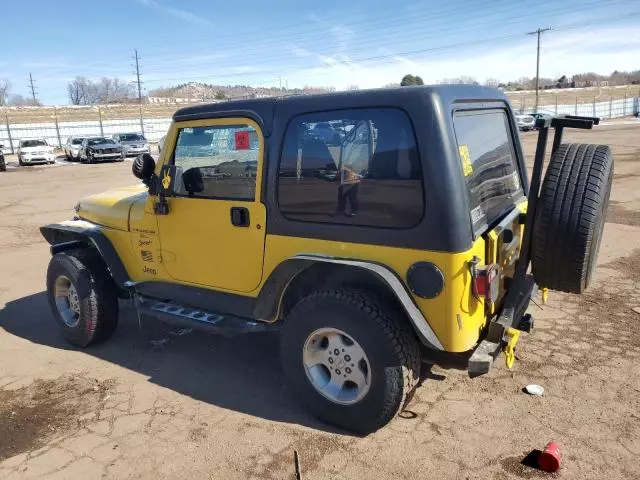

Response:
(133, 49), (145, 135)
(28, 73), (38, 105)
(527, 27), (551, 113)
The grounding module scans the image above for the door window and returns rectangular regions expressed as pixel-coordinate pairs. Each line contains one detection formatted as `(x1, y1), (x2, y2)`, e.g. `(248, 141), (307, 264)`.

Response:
(172, 124), (259, 201)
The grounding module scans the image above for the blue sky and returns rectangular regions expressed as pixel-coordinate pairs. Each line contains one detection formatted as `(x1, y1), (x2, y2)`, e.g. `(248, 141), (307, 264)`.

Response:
(1, 0), (639, 104)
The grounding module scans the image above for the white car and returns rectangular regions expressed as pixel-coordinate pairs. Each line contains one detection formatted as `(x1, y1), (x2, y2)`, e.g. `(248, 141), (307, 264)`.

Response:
(17, 139), (56, 166)
(64, 136), (89, 161)
(515, 114), (535, 131)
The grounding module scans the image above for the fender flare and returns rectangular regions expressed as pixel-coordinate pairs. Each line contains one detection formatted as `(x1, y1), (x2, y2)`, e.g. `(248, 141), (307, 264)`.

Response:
(40, 220), (131, 288)
(254, 255), (444, 351)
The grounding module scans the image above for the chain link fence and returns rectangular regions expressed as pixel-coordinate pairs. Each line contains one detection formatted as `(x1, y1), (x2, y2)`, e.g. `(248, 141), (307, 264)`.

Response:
(1, 89), (639, 154)
(509, 89), (640, 119)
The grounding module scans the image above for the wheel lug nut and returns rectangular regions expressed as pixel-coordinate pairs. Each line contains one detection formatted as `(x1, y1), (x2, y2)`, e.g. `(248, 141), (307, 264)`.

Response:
(334, 349), (340, 355)
(344, 355), (351, 361)
(335, 369), (341, 375)
(328, 358), (334, 364)
(345, 367), (351, 374)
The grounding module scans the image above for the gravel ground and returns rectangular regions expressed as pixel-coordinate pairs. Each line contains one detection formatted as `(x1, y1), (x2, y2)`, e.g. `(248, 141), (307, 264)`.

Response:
(0, 123), (639, 479)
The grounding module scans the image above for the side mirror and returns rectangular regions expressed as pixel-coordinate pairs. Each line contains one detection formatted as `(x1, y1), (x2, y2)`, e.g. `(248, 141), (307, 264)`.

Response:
(132, 153), (156, 185)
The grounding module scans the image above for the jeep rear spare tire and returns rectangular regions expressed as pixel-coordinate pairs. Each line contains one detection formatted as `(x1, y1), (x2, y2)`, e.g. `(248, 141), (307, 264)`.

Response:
(279, 289), (421, 434)
(46, 251), (119, 347)
(531, 143), (613, 293)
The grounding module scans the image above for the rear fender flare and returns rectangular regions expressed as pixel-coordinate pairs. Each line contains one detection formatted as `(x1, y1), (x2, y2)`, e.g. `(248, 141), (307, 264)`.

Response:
(40, 220), (131, 288)
(254, 255), (444, 351)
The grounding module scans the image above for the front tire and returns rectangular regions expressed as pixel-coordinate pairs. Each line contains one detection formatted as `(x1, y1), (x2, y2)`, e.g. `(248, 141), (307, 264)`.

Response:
(280, 289), (421, 434)
(46, 251), (119, 347)
(0, 155), (6, 172)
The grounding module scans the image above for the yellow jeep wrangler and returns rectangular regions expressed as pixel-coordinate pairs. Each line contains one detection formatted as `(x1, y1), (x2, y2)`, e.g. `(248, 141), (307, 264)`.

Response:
(40, 86), (613, 433)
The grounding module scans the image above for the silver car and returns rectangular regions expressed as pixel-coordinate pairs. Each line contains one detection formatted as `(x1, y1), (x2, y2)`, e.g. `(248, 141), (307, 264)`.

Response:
(64, 136), (89, 161)
(515, 114), (535, 131)
(112, 133), (150, 157)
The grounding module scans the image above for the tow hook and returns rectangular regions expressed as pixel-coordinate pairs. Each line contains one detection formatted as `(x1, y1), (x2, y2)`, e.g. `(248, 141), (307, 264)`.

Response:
(503, 327), (521, 369)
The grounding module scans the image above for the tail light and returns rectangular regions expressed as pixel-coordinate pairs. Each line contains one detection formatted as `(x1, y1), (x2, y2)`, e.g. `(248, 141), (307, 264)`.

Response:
(470, 257), (500, 305)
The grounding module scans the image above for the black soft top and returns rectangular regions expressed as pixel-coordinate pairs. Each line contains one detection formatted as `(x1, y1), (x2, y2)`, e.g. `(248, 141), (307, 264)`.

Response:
(172, 85), (509, 134)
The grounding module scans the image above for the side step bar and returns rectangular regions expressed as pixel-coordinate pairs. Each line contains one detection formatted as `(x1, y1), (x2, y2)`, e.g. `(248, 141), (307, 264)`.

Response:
(135, 295), (276, 336)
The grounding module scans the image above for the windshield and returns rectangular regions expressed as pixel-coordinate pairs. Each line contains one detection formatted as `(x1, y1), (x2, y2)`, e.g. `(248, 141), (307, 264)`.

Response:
(21, 140), (47, 148)
(454, 110), (524, 236)
(71, 138), (84, 145)
(88, 138), (110, 146)
(120, 134), (145, 142)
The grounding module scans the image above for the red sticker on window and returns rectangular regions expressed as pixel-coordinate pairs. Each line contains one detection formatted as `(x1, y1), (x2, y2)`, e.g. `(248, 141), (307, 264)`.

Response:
(235, 131), (250, 150)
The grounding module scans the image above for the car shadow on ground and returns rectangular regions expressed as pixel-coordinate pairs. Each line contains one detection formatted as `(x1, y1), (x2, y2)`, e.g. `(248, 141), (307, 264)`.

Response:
(0, 291), (382, 435)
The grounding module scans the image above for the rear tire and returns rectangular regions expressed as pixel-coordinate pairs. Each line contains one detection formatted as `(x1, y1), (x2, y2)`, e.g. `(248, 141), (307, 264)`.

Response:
(531, 143), (614, 293)
(46, 251), (119, 347)
(280, 289), (421, 434)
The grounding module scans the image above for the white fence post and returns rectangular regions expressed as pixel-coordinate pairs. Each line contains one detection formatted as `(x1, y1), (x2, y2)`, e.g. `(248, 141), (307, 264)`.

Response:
(623, 93), (627, 116)
(609, 96), (612, 119)
(98, 107), (104, 137)
(555, 94), (558, 115)
(4, 111), (13, 154)
(593, 97), (596, 117)
(54, 107), (62, 148)
(574, 97), (578, 116)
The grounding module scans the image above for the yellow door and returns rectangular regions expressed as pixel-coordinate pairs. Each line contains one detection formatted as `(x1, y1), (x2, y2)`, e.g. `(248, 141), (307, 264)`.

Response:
(156, 118), (266, 293)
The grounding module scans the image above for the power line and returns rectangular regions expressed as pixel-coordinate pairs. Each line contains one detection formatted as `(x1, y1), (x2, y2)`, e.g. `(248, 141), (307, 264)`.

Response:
(133, 49), (145, 135)
(139, 10), (640, 87)
(528, 27), (552, 113)
(28, 73), (38, 104)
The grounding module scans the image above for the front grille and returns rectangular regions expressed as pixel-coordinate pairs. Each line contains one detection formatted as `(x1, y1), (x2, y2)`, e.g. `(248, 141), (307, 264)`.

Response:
(105, 148), (118, 154)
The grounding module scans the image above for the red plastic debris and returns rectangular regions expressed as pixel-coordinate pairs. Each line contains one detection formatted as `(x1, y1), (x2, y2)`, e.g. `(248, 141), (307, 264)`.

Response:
(538, 441), (561, 472)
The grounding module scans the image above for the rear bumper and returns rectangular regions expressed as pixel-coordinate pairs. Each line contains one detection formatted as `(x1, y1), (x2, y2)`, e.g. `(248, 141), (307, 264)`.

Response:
(468, 274), (537, 376)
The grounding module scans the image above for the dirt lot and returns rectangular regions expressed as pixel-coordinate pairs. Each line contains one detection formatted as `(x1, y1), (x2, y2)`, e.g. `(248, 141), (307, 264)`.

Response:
(0, 123), (639, 479)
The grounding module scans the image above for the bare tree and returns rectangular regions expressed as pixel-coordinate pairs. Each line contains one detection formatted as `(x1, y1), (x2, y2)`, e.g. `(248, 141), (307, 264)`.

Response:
(68, 76), (134, 105)
(8, 94), (41, 106)
(441, 76), (478, 85)
(0, 79), (10, 106)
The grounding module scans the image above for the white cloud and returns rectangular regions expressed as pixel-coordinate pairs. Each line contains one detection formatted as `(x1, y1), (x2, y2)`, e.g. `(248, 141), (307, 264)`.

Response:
(274, 24), (640, 90)
(136, 0), (211, 26)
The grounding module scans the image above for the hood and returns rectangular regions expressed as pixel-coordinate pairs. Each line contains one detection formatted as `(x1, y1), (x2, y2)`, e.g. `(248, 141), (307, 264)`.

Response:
(88, 142), (119, 149)
(20, 145), (54, 153)
(77, 184), (148, 231)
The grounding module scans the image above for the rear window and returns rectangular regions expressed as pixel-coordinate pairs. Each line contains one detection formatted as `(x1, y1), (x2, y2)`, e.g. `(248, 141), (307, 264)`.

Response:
(453, 110), (524, 236)
(277, 108), (423, 228)
(71, 138), (84, 145)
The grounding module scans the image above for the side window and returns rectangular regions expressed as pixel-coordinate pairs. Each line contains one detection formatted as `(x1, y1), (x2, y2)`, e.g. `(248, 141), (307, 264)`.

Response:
(172, 123), (259, 201)
(277, 108), (423, 228)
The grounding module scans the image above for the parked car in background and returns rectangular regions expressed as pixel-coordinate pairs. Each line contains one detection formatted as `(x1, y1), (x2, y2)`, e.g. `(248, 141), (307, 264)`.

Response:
(531, 112), (554, 128)
(17, 138), (56, 166)
(515, 114), (535, 131)
(64, 136), (89, 161)
(0, 144), (5, 172)
(112, 133), (150, 157)
(79, 137), (124, 164)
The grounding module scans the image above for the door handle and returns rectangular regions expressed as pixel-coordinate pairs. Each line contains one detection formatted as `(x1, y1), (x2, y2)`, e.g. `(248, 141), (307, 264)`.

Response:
(230, 207), (250, 227)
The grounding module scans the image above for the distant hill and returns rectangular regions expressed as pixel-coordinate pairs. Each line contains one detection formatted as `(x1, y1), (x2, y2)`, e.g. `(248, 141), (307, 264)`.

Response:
(149, 82), (332, 101)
